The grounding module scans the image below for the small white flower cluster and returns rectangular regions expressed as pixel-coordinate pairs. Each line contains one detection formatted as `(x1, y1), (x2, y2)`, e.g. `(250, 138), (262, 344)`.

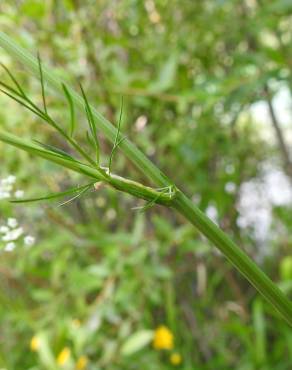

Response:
(0, 175), (36, 252)
(0, 175), (24, 200)
(0, 217), (35, 252)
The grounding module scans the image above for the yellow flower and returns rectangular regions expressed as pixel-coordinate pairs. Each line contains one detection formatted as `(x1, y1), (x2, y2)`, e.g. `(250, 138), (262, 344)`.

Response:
(30, 335), (40, 352)
(57, 347), (71, 366)
(170, 352), (182, 366)
(76, 355), (88, 369)
(153, 325), (174, 350)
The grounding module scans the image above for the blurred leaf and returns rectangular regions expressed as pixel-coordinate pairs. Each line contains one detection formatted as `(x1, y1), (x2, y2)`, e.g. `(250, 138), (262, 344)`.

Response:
(21, 0), (46, 18)
(35, 332), (56, 370)
(280, 256), (292, 281)
(121, 330), (154, 356)
(149, 55), (177, 93)
(252, 299), (267, 366)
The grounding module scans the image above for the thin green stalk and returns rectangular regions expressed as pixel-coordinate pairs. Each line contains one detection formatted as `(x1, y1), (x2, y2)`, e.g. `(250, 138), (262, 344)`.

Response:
(0, 31), (291, 325)
(0, 131), (174, 206)
(173, 192), (292, 326)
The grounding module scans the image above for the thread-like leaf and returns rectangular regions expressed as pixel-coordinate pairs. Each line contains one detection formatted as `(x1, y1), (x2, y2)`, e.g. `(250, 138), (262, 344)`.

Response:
(0, 86), (46, 120)
(57, 183), (92, 207)
(109, 97), (124, 174)
(0, 76), (54, 124)
(0, 130), (105, 181)
(0, 62), (26, 97)
(0, 78), (64, 136)
(132, 187), (169, 212)
(0, 75), (99, 167)
(10, 182), (94, 204)
(79, 83), (99, 164)
(62, 83), (75, 137)
(37, 52), (47, 114)
(86, 130), (95, 149)
(33, 140), (74, 160)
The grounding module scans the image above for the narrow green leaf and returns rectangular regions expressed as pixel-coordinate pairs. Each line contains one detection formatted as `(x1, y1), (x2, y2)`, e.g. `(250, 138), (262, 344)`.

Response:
(33, 140), (74, 160)
(10, 182), (94, 204)
(0, 81), (82, 163)
(0, 72), (96, 167)
(37, 52), (47, 114)
(62, 82), (75, 137)
(0, 86), (46, 120)
(0, 130), (105, 181)
(57, 183), (92, 207)
(109, 97), (124, 174)
(86, 130), (95, 149)
(0, 78), (51, 122)
(79, 83), (99, 164)
(0, 62), (26, 97)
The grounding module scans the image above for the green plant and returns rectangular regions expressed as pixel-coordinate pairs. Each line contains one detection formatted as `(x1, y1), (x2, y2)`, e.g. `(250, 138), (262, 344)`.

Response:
(0, 31), (291, 327)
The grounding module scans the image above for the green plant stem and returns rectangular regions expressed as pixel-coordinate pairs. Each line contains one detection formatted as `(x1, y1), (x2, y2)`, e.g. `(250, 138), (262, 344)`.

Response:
(0, 31), (291, 325)
(173, 191), (292, 326)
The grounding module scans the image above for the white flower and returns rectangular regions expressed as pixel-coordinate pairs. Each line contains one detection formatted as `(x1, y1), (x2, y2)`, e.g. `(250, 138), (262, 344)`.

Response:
(225, 182), (236, 194)
(0, 191), (10, 199)
(14, 190), (24, 198)
(24, 235), (35, 246)
(206, 204), (218, 224)
(0, 226), (9, 234)
(1, 184), (12, 192)
(2, 227), (23, 241)
(225, 164), (235, 174)
(7, 218), (18, 228)
(135, 115), (148, 132)
(106, 208), (116, 221)
(4, 242), (16, 252)
(6, 175), (16, 184)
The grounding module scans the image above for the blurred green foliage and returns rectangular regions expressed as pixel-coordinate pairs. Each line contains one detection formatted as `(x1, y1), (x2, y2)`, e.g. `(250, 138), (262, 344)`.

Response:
(0, 0), (292, 369)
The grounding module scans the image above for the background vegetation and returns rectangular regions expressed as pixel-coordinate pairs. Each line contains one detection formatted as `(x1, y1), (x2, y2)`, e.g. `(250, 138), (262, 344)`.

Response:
(0, 1), (292, 369)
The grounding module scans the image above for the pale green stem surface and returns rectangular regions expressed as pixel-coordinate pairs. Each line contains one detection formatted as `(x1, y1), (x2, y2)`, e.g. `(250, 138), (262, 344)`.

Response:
(0, 31), (291, 325)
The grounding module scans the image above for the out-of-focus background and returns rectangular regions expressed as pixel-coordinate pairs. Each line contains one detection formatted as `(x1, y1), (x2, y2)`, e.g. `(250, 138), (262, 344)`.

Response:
(0, 1), (292, 369)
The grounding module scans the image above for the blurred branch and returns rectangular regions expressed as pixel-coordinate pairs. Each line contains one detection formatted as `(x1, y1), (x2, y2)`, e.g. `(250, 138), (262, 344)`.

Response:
(264, 84), (292, 183)
(242, 1), (292, 184)
(181, 302), (213, 362)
